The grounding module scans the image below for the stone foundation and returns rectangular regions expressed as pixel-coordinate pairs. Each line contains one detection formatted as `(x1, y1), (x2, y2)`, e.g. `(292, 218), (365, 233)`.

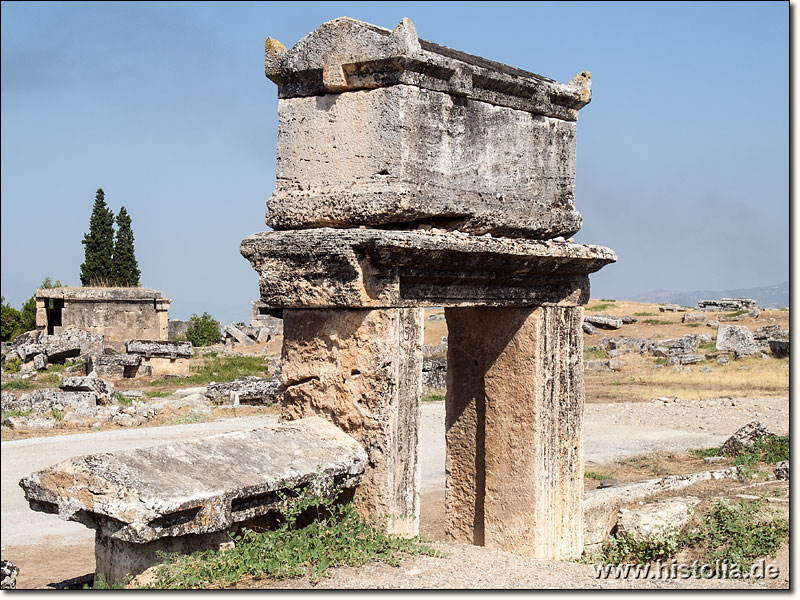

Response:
(444, 305), (585, 558)
(281, 308), (423, 536)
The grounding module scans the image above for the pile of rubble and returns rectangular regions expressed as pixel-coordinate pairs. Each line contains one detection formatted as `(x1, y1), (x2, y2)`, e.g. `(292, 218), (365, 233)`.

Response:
(2, 326), (103, 371)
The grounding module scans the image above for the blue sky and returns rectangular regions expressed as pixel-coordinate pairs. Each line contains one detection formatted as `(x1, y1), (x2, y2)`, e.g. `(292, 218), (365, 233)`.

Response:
(1, 1), (788, 325)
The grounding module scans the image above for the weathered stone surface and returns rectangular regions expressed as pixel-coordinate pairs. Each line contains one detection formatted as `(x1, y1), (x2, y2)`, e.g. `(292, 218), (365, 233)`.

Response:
(167, 319), (192, 342)
(41, 326), (104, 363)
(719, 421), (775, 457)
(16, 389), (97, 413)
(616, 498), (699, 541)
(19, 417), (367, 544)
(1, 559), (19, 590)
(36, 287), (170, 352)
(242, 228), (615, 308)
(60, 372), (116, 405)
(445, 306), (584, 559)
(618, 315), (638, 324)
(598, 336), (653, 353)
(774, 460), (789, 481)
(583, 314), (622, 329)
(658, 304), (686, 312)
(753, 324), (783, 341)
(582, 321), (598, 335)
(224, 323), (256, 346)
(421, 357), (447, 392)
(682, 312), (707, 323)
(33, 353), (48, 371)
(583, 467), (739, 550)
(125, 340), (193, 359)
(768, 339), (789, 358)
(88, 353), (142, 379)
(266, 17), (591, 120)
(584, 359), (623, 372)
(697, 298), (758, 311)
(678, 353), (705, 365)
(281, 308), (423, 536)
(716, 324), (759, 357)
(268, 86), (583, 238)
(205, 376), (281, 406)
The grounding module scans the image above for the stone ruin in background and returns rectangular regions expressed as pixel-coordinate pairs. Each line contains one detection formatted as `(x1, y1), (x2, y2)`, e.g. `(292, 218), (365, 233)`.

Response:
(242, 17), (616, 558)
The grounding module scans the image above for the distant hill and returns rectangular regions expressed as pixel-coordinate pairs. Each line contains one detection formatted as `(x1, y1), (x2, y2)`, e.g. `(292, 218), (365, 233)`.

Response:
(625, 281), (789, 309)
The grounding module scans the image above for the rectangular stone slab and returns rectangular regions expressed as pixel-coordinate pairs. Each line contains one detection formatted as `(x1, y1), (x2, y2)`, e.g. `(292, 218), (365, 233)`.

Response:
(240, 228), (616, 308)
(19, 417), (367, 544)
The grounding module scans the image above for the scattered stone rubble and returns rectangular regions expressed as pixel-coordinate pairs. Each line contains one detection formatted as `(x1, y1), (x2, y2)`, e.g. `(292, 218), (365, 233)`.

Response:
(2, 326), (103, 370)
(20, 417), (367, 583)
(421, 357), (447, 392)
(697, 298), (758, 311)
(1, 559), (18, 590)
(659, 304), (687, 312)
(719, 421), (776, 457)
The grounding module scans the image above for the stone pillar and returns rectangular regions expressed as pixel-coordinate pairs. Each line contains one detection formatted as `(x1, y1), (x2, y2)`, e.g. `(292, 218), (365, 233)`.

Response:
(280, 307), (424, 536)
(444, 305), (585, 559)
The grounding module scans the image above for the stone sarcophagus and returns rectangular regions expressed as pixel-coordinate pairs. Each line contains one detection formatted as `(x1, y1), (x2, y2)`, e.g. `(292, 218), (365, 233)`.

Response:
(242, 17), (615, 560)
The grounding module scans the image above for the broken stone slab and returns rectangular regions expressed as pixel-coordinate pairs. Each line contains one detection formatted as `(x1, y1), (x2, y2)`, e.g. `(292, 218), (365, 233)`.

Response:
(33, 353), (48, 371)
(118, 390), (144, 401)
(698, 298), (758, 311)
(125, 340), (193, 359)
(583, 467), (739, 550)
(716, 324), (759, 357)
(753, 324), (783, 341)
(719, 421), (776, 457)
(60, 372), (116, 405)
(616, 498), (700, 541)
(241, 228), (616, 308)
(582, 321), (598, 335)
(658, 304), (686, 312)
(584, 359), (623, 372)
(583, 314), (623, 329)
(774, 460), (789, 481)
(2, 416), (55, 430)
(768, 339), (789, 358)
(224, 323), (257, 346)
(15, 389), (97, 414)
(205, 376), (281, 406)
(88, 353), (142, 379)
(20, 417), (367, 581)
(598, 337), (654, 353)
(618, 315), (638, 324)
(678, 353), (705, 365)
(20, 417), (366, 544)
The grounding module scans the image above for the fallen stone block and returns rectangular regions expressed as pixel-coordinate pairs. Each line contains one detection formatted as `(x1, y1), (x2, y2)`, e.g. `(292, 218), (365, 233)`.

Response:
(17, 389), (97, 413)
(3, 416), (56, 430)
(618, 316), (638, 324)
(658, 304), (686, 312)
(88, 354), (142, 379)
(1, 559), (19, 590)
(42, 326), (104, 363)
(125, 340), (192, 359)
(118, 390), (144, 401)
(719, 421), (776, 457)
(768, 339), (789, 358)
(20, 417), (367, 583)
(60, 372), (116, 405)
(583, 315), (623, 330)
(33, 353), (49, 371)
(774, 460), (789, 481)
(582, 321), (598, 335)
(173, 386), (208, 398)
(753, 324), (783, 341)
(682, 312), (706, 323)
(679, 353), (705, 365)
(421, 357), (447, 392)
(205, 376), (280, 406)
(716, 324), (759, 357)
(583, 467), (739, 551)
(616, 498), (700, 541)
(698, 298), (758, 311)
(224, 323), (257, 346)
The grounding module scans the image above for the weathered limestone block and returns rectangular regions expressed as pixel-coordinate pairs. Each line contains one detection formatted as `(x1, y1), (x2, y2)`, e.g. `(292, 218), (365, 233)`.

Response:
(263, 17), (591, 238)
(421, 357), (447, 392)
(716, 324), (759, 357)
(224, 323), (257, 346)
(20, 417), (367, 581)
(616, 498), (699, 541)
(42, 326), (105, 363)
(281, 308), (423, 536)
(125, 340), (193, 359)
(60, 372), (116, 404)
(719, 421), (775, 457)
(583, 314), (622, 329)
(698, 298), (758, 311)
(768, 339), (789, 358)
(682, 312), (707, 323)
(88, 353), (142, 379)
(444, 305), (584, 559)
(241, 228), (615, 308)
(205, 376), (281, 406)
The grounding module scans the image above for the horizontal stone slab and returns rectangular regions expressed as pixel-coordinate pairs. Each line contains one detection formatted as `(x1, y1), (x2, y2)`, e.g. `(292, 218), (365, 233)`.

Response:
(241, 228), (616, 308)
(19, 417), (367, 543)
(36, 287), (169, 302)
(125, 340), (193, 359)
(265, 17), (590, 121)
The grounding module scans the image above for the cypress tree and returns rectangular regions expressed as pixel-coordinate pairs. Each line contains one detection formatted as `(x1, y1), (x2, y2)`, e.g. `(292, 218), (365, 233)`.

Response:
(79, 189), (115, 286)
(112, 206), (141, 287)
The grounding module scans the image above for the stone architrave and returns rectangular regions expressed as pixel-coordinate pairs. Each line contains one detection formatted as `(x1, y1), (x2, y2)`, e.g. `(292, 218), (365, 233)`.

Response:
(280, 308), (423, 536)
(444, 305), (585, 559)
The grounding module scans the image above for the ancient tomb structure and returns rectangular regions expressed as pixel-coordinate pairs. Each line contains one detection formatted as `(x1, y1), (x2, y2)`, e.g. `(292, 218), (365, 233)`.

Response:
(242, 17), (616, 558)
(35, 287), (171, 352)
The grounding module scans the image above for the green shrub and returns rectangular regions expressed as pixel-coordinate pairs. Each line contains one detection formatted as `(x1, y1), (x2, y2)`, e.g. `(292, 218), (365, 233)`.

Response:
(689, 447), (720, 459)
(2, 409), (32, 419)
(116, 392), (133, 406)
(699, 341), (717, 353)
(643, 319), (671, 325)
(186, 312), (221, 347)
(586, 303), (615, 312)
(143, 483), (440, 588)
(3, 356), (22, 374)
(37, 373), (60, 385)
(149, 355), (269, 387)
(584, 347), (607, 360)
(422, 393), (445, 402)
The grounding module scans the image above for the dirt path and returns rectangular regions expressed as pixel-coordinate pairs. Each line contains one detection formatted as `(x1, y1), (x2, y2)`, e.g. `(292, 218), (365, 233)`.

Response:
(2, 396), (788, 589)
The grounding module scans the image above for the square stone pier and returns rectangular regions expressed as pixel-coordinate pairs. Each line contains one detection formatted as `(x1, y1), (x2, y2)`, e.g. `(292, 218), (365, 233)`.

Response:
(244, 17), (616, 560)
